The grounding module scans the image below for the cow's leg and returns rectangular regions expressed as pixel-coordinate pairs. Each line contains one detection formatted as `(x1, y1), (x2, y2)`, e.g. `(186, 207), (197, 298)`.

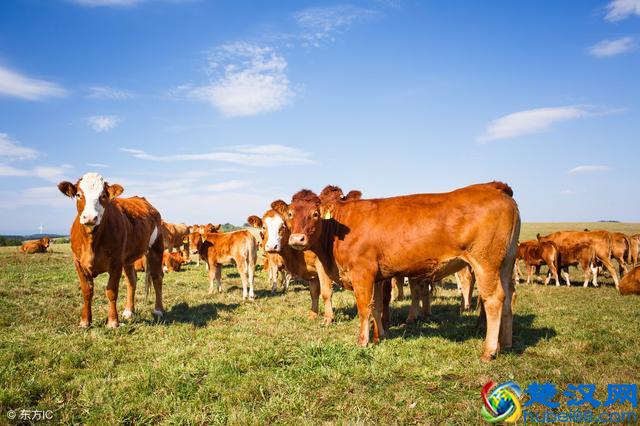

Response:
(371, 280), (386, 343)
(581, 261), (591, 287)
(381, 279), (391, 331)
(122, 264), (137, 320)
(74, 262), (94, 328)
(308, 278), (320, 320)
(562, 269), (571, 287)
(269, 264), (277, 293)
(353, 273), (376, 347)
(591, 264), (599, 287)
(525, 264), (532, 284)
(237, 259), (249, 300)
(599, 257), (619, 289)
(318, 266), (334, 325)
(512, 263), (519, 283)
(478, 272), (506, 362)
(406, 278), (421, 324)
(421, 280), (431, 319)
(460, 272), (474, 312)
(283, 271), (291, 292)
(391, 275), (404, 302)
(105, 265), (123, 328)
(207, 263), (216, 294)
(247, 258), (255, 300)
(148, 243), (165, 316)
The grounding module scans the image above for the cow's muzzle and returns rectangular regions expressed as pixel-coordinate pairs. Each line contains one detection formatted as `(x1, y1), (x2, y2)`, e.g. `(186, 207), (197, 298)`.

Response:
(288, 234), (308, 250)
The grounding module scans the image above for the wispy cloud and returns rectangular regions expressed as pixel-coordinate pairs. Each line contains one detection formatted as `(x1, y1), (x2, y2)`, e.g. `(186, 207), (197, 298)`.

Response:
(87, 115), (120, 132)
(184, 42), (294, 117)
(86, 162), (110, 168)
(205, 180), (250, 192)
(120, 144), (315, 166)
(568, 165), (612, 174)
(589, 37), (634, 57)
(0, 65), (67, 101)
(87, 86), (134, 99)
(0, 133), (38, 160)
(0, 164), (71, 182)
(294, 5), (378, 47)
(605, 0), (640, 21)
(478, 106), (591, 143)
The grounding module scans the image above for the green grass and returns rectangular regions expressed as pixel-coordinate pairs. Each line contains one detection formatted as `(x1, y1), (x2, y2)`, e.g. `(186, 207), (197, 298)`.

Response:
(1, 223), (639, 424)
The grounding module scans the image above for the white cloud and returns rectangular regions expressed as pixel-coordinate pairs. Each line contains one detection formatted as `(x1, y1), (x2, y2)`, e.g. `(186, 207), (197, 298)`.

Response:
(605, 0), (640, 21)
(568, 165), (612, 174)
(0, 65), (67, 101)
(186, 42), (294, 117)
(87, 86), (134, 99)
(86, 162), (110, 168)
(588, 37), (634, 57)
(0, 164), (70, 182)
(87, 115), (120, 132)
(477, 106), (590, 142)
(120, 144), (315, 166)
(294, 5), (378, 47)
(0, 133), (38, 160)
(205, 180), (250, 192)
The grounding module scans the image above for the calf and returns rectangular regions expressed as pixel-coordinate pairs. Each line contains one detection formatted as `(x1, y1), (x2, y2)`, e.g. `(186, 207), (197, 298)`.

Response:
(263, 252), (292, 293)
(619, 265), (640, 295)
(516, 240), (560, 285)
(19, 237), (50, 254)
(280, 182), (520, 361)
(187, 229), (257, 299)
(538, 230), (619, 288)
(556, 243), (597, 287)
(161, 221), (190, 256)
(58, 173), (164, 327)
(163, 250), (186, 272)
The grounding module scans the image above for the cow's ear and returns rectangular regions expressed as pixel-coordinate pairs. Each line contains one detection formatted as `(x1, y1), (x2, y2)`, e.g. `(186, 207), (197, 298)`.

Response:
(107, 183), (124, 199)
(320, 203), (335, 220)
(247, 216), (262, 228)
(271, 200), (289, 216)
(214, 224), (221, 232)
(536, 233), (541, 241)
(58, 181), (77, 198)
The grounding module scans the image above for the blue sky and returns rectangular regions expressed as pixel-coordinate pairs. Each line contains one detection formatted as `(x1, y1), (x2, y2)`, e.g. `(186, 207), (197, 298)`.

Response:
(0, 0), (639, 234)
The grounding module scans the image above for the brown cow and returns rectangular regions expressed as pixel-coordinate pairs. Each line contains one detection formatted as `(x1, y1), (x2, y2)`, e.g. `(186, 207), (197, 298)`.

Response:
(58, 172), (164, 328)
(187, 230), (257, 299)
(163, 250), (186, 272)
(19, 237), (50, 254)
(263, 252), (292, 292)
(515, 240), (560, 286)
(538, 230), (619, 288)
(610, 232), (630, 276)
(629, 234), (639, 267)
(279, 182), (520, 361)
(248, 210), (335, 323)
(555, 243), (597, 287)
(161, 221), (190, 256)
(619, 265), (640, 295)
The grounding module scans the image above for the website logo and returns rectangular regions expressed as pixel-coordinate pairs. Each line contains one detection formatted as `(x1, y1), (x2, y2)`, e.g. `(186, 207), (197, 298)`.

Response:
(481, 380), (523, 423)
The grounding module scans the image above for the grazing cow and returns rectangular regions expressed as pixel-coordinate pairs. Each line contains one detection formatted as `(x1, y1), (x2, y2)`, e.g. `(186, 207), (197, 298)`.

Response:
(19, 237), (50, 254)
(556, 243), (597, 287)
(161, 221), (190, 256)
(516, 240), (560, 286)
(279, 182), (520, 361)
(538, 230), (619, 288)
(263, 252), (292, 293)
(163, 250), (186, 272)
(619, 265), (640, 295)
(248, 210), (335, 323)
(57, 173), (164, 327)
(610, 232), (630, 276)
(187, 230), (257, 299)
(629, 234), (640, 267)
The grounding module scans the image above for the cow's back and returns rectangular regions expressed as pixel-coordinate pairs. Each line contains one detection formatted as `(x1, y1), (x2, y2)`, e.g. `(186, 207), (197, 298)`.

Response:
(114, 196), (162, 263)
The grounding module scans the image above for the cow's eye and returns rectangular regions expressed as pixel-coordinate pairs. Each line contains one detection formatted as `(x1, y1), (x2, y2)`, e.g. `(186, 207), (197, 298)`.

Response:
(288, 212), (293, 219)
(312, 211), (319, 219)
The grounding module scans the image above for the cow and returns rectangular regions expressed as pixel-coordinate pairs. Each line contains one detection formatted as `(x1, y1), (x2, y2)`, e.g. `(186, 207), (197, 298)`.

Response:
(187, 229), (257, 299)
(18, 237), (50, 254)
(629, 234), (640, 267)
(187, 224), (221, 265)
(619, 265), (640, 295)
(538, 230), (619, 289)
(278, 181), (520, 361)
(163, 250), (186, 273)
(390, 275), (405, 302)
(248, 210), (335, 323)
(610, 232), (630, 277)
(161, 221), (190, 256)
(515, 240), (560, 286)
(263, 252), (292, 293)
(555, 243), (597, 287)
(57, 172), (164, 328)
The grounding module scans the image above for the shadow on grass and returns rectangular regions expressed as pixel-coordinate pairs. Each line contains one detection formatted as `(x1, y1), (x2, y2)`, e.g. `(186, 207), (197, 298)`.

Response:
(162, 301), (240, 327)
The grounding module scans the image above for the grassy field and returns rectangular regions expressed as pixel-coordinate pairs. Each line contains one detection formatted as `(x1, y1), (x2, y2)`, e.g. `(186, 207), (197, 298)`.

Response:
(1, 223), (639, 424)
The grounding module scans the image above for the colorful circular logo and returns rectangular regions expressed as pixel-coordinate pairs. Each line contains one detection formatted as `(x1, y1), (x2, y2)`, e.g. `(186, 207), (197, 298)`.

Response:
(481, 380), (523, 423)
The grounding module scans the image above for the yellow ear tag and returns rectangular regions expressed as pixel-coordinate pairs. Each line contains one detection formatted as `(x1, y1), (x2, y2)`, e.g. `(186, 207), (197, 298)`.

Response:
(201, 235), (206, 243)
(324, 210), (332, 220)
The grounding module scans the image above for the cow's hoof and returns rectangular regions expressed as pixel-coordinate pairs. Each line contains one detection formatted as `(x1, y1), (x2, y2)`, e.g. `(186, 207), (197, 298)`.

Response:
(153, 309), (164, 318)
(79, 320), (90, 329)
(480, 353), (494, 363)
(322, 316), (333, 326)
(307, 311), (319, 320)
(106, 320), (119, 329)
(122, 309), (134, 320)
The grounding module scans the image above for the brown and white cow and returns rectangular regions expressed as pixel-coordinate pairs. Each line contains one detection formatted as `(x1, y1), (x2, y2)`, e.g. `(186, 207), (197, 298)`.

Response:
(187, 229), (257, 299)
(279, 182), (520, 361)
(263, 252), (292, 293)
(515, 239), (560, 286)
(58, 172), (164, 328)
(555, 243), (597, 287)
(19, 237), (50, 254)
(619, 265), (640, 295)
(538, 230), (619, 288)
(163, 250), (186, 273)
(161, 221), (190, 256)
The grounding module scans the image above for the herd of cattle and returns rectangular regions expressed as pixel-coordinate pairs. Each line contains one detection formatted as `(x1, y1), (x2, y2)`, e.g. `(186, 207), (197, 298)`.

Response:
(12, 172), (640, 361)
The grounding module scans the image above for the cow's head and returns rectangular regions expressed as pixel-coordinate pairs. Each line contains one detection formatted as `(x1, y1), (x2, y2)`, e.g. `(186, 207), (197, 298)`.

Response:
(41, 237), (50, 248)
(248, 210), (288, 253)
(186, 231), (207, 255)
(57, 173), (123, 229)
(203, 223), (221, 233)
(274, 189), (324, 251)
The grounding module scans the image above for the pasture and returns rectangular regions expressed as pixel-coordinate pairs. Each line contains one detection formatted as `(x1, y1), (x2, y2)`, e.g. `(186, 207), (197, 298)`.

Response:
(1, 223), (639, 424)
